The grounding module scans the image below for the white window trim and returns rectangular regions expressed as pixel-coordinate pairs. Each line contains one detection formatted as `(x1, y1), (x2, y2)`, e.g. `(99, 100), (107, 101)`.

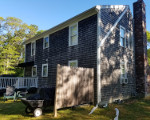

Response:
(68, 60), (78, 67)
(120, 26), (126, 48)
(42, 64), (48, 77)
(120, 60), (128, 84)
(31, 41), (36, 56)
(32, 65), (37, 77)
(43, 35), (49, 49)
(69, 23), (78, 46)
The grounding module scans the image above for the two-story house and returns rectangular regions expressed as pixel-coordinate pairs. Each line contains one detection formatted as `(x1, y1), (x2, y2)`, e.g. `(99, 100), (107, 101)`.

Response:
(19, 0), (149, 104)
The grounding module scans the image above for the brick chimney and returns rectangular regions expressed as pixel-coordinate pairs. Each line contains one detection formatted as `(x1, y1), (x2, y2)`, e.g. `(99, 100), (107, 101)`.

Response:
(133, 0), (148, 96)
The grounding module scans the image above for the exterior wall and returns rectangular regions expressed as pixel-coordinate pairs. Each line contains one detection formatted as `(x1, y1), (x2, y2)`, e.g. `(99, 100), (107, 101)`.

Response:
(25, 15), (97, 92)
(24, 7), (137, 103)
(100, 7), (136, 103)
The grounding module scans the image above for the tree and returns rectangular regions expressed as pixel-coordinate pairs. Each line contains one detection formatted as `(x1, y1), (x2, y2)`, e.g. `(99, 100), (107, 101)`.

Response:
(147, 31), (150, 65)
(0, 17), (40, 75)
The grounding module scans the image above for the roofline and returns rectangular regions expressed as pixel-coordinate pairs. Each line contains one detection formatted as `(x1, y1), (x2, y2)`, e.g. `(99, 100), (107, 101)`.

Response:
(24, 5), (128, 45)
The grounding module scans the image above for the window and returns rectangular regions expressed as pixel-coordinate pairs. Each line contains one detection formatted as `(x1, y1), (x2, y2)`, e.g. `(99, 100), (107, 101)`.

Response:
(120, 26), (126, 47)
(69, 23), (78, 46)
(68, 60), (78, 67)
(120, 61), (128, 84)
(31, 42), (36, 56)
(43, 36), (49, 49)
(128, 32), (133, 50)
(32, 65), (37, 77)
(42, 64), (48, 77)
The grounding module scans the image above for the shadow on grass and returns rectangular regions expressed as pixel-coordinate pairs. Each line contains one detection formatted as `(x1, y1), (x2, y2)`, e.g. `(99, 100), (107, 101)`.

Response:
(1, 97), (150, 120)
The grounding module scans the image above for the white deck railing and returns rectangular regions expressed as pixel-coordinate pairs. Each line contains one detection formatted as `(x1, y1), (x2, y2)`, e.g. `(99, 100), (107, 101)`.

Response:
(0, 77), (38, 89)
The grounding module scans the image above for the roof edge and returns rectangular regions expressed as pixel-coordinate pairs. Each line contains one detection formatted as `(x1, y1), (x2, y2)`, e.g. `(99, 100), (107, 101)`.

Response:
(24, 5), (128, 45)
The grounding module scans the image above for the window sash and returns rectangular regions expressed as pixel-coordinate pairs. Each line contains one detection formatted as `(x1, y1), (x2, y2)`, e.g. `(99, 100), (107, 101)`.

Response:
(120, 37), (125, 47)
(120, 63), (127, 79)
(31, 42), (35, 56)
(43, 36), (49, 49)
(69, 23), (78, 46)
(128, 32), (133, 50)
(32, 66), (37, 77)
(42, 64), (48, 77)
(120, 27), (126, 47)
(120, 28), (125, 38)
(68, 60), (78, 67)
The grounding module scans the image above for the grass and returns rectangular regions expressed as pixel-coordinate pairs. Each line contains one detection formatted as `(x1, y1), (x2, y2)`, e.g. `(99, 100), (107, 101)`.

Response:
(0, 97), (150, 120)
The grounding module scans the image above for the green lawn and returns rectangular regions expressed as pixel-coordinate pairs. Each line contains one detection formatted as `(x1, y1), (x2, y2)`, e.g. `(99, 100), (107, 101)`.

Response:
(0, 97), (150, 120)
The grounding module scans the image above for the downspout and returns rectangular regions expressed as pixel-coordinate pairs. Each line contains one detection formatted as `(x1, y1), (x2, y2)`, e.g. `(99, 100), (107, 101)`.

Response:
(89, 6), (101, 114)
(96, 5), (102, 105)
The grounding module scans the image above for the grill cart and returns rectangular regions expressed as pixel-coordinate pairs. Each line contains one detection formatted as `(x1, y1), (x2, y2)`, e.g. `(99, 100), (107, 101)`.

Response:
(21, 88), (55, 117)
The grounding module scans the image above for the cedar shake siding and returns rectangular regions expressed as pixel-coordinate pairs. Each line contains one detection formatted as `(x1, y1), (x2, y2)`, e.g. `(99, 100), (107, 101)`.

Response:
(24, 5), (141, 103)
(25, 14), (98, 91)
(100, 7), (136, 103)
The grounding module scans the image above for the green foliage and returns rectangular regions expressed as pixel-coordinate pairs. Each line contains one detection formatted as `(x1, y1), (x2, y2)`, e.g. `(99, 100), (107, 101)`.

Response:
(36, 30), (45, 35)
(0, 17), (40, 76)
(147, 31), (150, 42)
(147, 31), (150, 65)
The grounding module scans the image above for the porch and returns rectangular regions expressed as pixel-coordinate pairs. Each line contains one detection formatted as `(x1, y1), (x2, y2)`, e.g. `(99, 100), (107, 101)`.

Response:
(0, 77), (38, 89)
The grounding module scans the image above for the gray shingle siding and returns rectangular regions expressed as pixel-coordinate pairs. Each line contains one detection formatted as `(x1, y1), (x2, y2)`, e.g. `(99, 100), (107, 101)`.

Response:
(25, 7), (136, 103)
(100, 8), (135, 103)
(25, 14), (98, 89)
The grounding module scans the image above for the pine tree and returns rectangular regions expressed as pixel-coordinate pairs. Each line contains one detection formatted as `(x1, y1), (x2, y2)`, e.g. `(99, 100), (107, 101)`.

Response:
(0, 17), (41, 75)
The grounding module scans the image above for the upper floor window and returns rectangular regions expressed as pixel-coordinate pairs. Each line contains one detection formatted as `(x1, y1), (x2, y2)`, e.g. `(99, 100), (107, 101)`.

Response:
(120, 26), (126, 47)
(69, 23), (78, 46)
(128, 32), (133, 50)
(42, 64), (48, 77)
(43, 36), (49, 49)
(68, 60), (78, 67)
(32, 65), (37, 77)
(31, 42), (36, 56)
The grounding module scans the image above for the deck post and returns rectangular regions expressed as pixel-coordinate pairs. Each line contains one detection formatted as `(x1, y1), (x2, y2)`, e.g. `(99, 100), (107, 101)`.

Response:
(17, 78), (20, 89)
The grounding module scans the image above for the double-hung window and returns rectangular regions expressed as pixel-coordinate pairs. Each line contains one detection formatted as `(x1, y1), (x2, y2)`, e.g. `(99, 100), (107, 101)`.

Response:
(128, 32), (133, 50)
(31, 42), (36, 56)
(68, 60), (78, 67)
(43, 36), (49, 49)
(69, 23), (78, 46)
(120, 26), (126, 47)
(120, 61), (128, 84)
(42, 64), (48, 77)
(32, 65), (37, 77)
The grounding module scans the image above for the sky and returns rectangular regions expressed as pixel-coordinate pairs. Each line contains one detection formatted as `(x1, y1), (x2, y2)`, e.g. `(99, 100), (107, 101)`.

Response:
(0, 0), (150, 31)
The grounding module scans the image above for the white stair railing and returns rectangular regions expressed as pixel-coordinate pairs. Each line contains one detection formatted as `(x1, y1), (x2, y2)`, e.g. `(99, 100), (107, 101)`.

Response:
(0, 77), (38, 89)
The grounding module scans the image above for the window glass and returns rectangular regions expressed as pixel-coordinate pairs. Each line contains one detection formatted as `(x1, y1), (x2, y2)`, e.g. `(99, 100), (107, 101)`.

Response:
(71, 25), (77, 35)
(120, 27), (126, 47)
(31, 42), (35, 55)
(69, 60), (78, 67)
(128, 32), (133, 49)
(120, 28), (125, 38)
(32, 66), (37, 77)
(42, 64), (48, 77)
(44, 36), (49, 48)
(69, 23), (78, 46)
(71, 36), (78, 45)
